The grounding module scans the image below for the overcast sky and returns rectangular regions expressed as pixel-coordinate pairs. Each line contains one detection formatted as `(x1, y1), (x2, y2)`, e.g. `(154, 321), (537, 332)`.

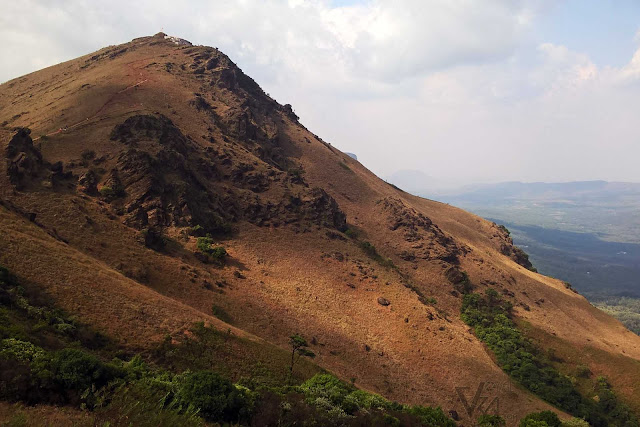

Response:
(2, 0), (640, 185)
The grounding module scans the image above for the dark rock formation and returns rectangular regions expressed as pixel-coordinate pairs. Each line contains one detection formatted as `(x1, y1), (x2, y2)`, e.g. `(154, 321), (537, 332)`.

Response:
(110, 115), (231, 234)
(377, 297), (391, 306)
(377, 197), (462, 263)
(102, 114), (348, 235)
(493, 223), (536, 271)
(5, 129), (43, 188)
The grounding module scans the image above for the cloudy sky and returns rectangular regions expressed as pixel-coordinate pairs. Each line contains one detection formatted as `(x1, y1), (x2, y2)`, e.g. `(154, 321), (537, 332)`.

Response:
(2, 0), (640, 185)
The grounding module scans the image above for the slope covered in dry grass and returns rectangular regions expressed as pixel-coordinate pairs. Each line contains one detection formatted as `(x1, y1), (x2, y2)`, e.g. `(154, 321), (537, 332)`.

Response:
(1, 33), (640, 424)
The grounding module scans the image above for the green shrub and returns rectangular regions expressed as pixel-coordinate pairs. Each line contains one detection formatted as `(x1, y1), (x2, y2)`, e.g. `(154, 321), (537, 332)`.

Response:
(211, 305), (233, 324)
(99, 186), (114, 198)
(520, 421), (549, 427)
(359, 241), (377, 257)
(445, 268), (473, 294)
(561, 418), (590, 427)
(405, 405), (456, 427)
(176, 371), (252, 422)
(196, 236), (227, 260)
(462, 290), (639, 426)
(461, 291), (583, 413)
(575, 364), (591, 379)
(344, 389), (392, 411)
(141, 227), (166, 251)
(0, 265), (14, 285)
(300, 374), (394, 415)
(359, 241), (396, 269)
(81, 150), (96, 161)
(520, 411), (561, 427)
(298, 374), (454, 424)
(189, 224), (205, 237)
(209, 246), (227, 261)
(49, 348), (118, 391)
(344, 228), (358, 239)
(300, 374), (354, 408)
(196, 236), (227, 265)
(0, 338), (46, 363)
(497, 224), (511, 236)
(454, 276), (473, 294)
(94, 380), (204, 427)
(98, 185), (124, 201)
(478, 414), (506, 426)
(287, 168), (304, 182)
(338, 161), (352, 172)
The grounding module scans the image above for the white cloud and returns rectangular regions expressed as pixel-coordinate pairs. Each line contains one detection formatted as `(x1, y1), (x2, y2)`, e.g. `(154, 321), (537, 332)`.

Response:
(1, 0), (640, 183)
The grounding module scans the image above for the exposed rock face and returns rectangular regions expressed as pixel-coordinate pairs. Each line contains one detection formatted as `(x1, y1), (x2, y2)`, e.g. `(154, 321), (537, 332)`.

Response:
(492, 223), (536, 271)
(242, 187), (347, 231)
(78, 170), (99, 195)
(303, 188), (347, 232)
(182, 48), (296, 170)
(5, 129), (72, 189)
(102, 114), (348, 234)
(109, 114), (231, 233)
(5, 129), (43, 188)
(377, 197), (463, 264)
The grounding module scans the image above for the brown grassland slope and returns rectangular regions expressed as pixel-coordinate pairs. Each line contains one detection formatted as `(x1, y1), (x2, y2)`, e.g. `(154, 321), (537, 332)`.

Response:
(1, 33), (640, 423)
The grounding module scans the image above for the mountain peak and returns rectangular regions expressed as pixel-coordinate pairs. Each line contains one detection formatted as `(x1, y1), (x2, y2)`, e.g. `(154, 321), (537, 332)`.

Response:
(1, 35), (640, 424)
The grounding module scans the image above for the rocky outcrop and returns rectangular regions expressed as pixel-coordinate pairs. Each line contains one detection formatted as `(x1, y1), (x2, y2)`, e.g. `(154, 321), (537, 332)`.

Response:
(377, 197), (463, 264)
(6, 129), (72, 190)
(78, 170), (99, 195)
(243, 187), (347, 231)
(492, 223), (536, 271)
(5, 129), (44, 188)
(103, 114), (347, 234)
(109, 115), (232, 234)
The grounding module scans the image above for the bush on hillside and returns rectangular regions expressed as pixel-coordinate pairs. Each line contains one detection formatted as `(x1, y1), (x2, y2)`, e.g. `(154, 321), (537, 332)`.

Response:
(359, 241), (396, 269)
(405, 405), (457, 427)
(176, 370), (252, 422)
(196, 236), (227, 265)
(98, 185), (124, 201)
(520, 411), (561, 427)
(49, 348), (120, 392)
(189, 224), (206, 237)
(560, 418), (590, 427)
(462, 289), (639, 427)
(521, 421), (550, 427)
(0, 338), (46, 363)
(477, 414), (506, 426)
(344, 228), (358, 239)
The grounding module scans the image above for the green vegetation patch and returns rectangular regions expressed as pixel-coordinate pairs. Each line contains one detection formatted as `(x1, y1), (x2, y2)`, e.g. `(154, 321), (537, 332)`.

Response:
(359, 241), (396, 269)
(196, 236), (228, 265)
(299, 373), (455, 426)
(462, 288), (638, 427)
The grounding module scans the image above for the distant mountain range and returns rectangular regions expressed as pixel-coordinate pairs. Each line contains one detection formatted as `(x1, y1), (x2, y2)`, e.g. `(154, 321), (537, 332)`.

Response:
(434, 180), (640, 243)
